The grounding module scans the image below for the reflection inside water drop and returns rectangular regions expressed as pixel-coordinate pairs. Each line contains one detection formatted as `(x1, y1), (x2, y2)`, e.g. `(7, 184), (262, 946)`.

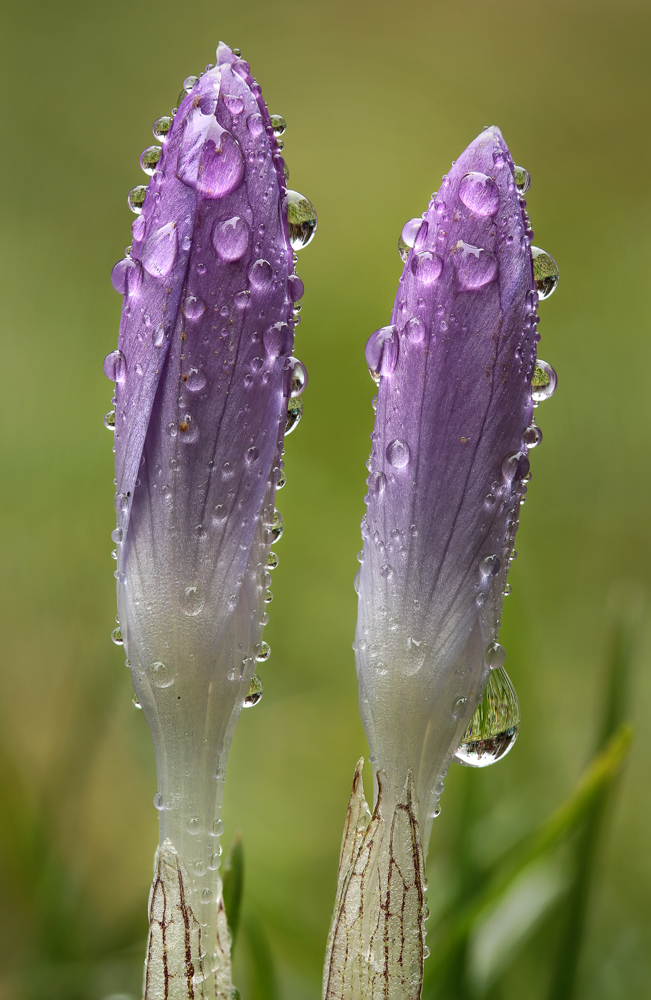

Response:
(454, 666), (520, 768)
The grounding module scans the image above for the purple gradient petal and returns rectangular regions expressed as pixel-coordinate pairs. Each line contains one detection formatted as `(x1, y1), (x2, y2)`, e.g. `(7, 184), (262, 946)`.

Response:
(356, 127), (538, 847)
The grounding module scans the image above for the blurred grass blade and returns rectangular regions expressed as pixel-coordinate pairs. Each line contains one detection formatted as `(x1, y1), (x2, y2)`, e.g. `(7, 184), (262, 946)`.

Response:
(547, 602), (641, 1000)
(223, 833), (244, 953)
(244, 912), (280, 1000)
(426, 724), (633, 975)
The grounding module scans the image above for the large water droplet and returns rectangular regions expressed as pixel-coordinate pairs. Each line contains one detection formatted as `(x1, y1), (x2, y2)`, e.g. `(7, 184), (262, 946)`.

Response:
(244, 674), (263, 706)
(104, 410), (116, 431)
(147, 661), (174, 688)
(405, 317), (426, 344)
(365, 325), (398, 383)
(127, 184), (147, 214)
(180, 585), (204, 616)
(153, 116), (173, 141)
(285, 397), (303, 434)
(111, 626), (123, 645)
(531, 247), (559, 300)
(454, 666), (520, 767)
(103, 349), (127, 383)
(458, 172), (500, 216)
(183, 295), (206, 321)
(411, 251), (443, 284)
(247, 112), (264, 135)
(386, 439), (410, 468)
(248, 258), (273, 289)
(531, 360), (557, 403)
(502, 450), (530, 483)
(110, 257), (143, 296)
(284, 190), (317, 250)
(266, 509), (284, 543)
(485, 641), (506, 670)
(288, 357), (307, 396)
(212, 215), (249, 261)
(523, 420), (542, 448)
(196, 130), (245, 199)
(140, 145), (162, 175)
(142, 221), (178, 278)
(257, 641), (271, 662)
(287, 273), (304, 302)
(270, 114), (286, 135)
(263, 321), (291, 358)
(453, 242), (497, 290)
(223, 94), (244, 115)
(513, 165), (531, 195)
(398, 218), (425, 262)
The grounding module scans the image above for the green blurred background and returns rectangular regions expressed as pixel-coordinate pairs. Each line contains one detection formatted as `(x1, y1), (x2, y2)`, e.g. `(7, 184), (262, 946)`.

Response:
(1, 0), (650, 997)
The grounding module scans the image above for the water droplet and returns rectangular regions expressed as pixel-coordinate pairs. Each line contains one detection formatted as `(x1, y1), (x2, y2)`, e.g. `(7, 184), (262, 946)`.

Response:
(153, 115), (173, 141)
(531, 247), (559, 300)
(201, 129), (245, 199)
(248, 258), (273, 288)
(454, 666), (520, 767)
(127, 184), (147, 214)
(276, 469), (287, 490)
(183, 295), (206, 321)
(288, 357), (307, 396)
(513, 164), (531, 194)
(405, 317), (426, 344)
(485, 641), (506, 670)
(263, 321), (291, 358)
(247, 112), (264, 135)
(480, 554), (501, 577)
(110, 256), (143, 295)
(531, 360), (557, 403)
(257, 641), (271, 662)
(103, 349), (127, 383)
(104, 410), (116, 431)
(287, 273), (304, 303)
(285, 397), (303, 434)
(208, 851), (222, 869)
(142, 221), (178, 278)
(268, 551), (279, 570)
(266, 509), (284, 543)
(153, 792), (164, 810)
(111, 626), (123, 645)
(458, 172), (500, 216)
(180, 585), (204, 616)
(140, 145), (162, 175)
(398, 218), (425, 261)
(244, 674), (263, 706)
(111, 527), (122, 543)
(223, 94), (244, 115)
(184, 367), (206, 392)
(213, 818), (225, 836)
(386, 439), (410, 468)
(453, 241), (497, 290)
(152, 324), (166, 348)
(270, 114), (286, 135)
(504, 583), (512, 596)
(178, 414), (198, 443)
(132, 695), (142, 709)
(183, 74), (199, 93)
(115, 492), (129, 512)
(284, 190), (317, 250)
(411, 251), (443, 284)
(245, 446), (259, 465)
(147, 661), (174, 688)
(365, 325), (398, 382)
(502, 450), (530, 483)
(212, 215), (249, 261)
(524, 420), (542, 447)
(452, 696), (468, 720)
(187, 815), (201, 834)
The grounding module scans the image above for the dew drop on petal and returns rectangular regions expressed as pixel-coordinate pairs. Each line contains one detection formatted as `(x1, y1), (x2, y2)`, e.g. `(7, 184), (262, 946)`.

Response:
(288, 357), (307, 396)
(287, 273), (304, 302)
(485, 641), (506, 670)
(244, 674), (263, 706)
(263, 321), (291, 358)
(180, 585), (204, 616)
(458, 172), (500, 216)
(386, 439), (410, 468)
(365, 325), (399, 382)
(248, 258), (273, 288)
(266, 509), (284, 543)
(531, 360), (557, 403)
(513, 164), (531, 194)
(453, 241), (497, 290)
(183, 295), (206, 320)
(103, 349), (127, 383)
(111, 626), (123, 645)
(212, 215), (249, 261)
(411, 251), (443, 284)
(153, 115), (173, 141)
(196, 131), (245, 199)
(270, 114), (286, 135)
(284, 190), (317, 250)
(110, 257), (143, 295)
(454, 666), (520, 767)
(140, 145), (162, 175)
(257, 641), (271, 662)
(185, 367), (207, 392)
(104, 410), (116, 431)
(247, 112), (264, 135)
(405, 317), (426, 344)
(142, 222), (178, 278)
(524, 420), (542, 447)
(285, 397), (303, 434)
(531, 247), (559, 300)
(147, 661), (174, 688)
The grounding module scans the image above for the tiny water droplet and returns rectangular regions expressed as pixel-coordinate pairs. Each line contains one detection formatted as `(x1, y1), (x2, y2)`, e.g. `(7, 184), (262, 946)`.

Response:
(103, 349), (127, 383)
(104, 410), (116, 431)
(140, 145), (162, 175)
(398, 218), (425, 261)
(454, 666), (520, 767)
(531, 360), (557, 403)
(127, 184), (147, 214)
(386, 439), (410, 468)
(502, 450), (530, 483)
(187, 816), (200, 834)
(531, 247), (559, 300)
(111, 527), (122, 543)
(213, 818), (225, 836)
(185, 367), (207, 392)
(180, 585), (205, 616)
(284, 190), (317, 250)
(132, 694), (142, 709)
(153, 115), (173, 141)
(257, 641), (271, 662)
(285, 397), (303, 434)
(276, 469), (287, 490)
(154, 792), (164, 810)
(266, 509), (284, 543)
(513, 164), (531, 194)
(485, 641), (506, 670)
(270, 114), (286, 135)
(267, 551), (279, 569)
(288, 357), (307, 396)
(147, 661), (174, 688)
(244, 674), (263, 706)
(524, 420), (542, 447)
(111, 626), (123, 645)
(183, 295), (206, 321)
(365, 325), (398, 382)
(480, 554), (501, 577)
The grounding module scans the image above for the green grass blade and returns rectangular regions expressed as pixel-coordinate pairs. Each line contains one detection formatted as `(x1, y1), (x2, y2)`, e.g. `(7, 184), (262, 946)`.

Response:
(243, 912), (280, 1000)
(223, 833), (245, 953)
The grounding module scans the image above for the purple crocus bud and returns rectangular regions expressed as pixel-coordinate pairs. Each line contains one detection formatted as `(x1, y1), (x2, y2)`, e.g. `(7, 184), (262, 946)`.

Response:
(104, 42), (315, 998)
(324, 128), (558, 999)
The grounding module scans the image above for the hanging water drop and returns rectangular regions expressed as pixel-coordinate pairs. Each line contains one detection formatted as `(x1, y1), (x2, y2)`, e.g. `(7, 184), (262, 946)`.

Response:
(513, 164), (531, 194)
(284, 190), (317, 250)
(285, 397), (303, 434)
(267, 551), (279, 569)
(103, 349), (127, 383)
(104, 410), (116, 431)
(288, 357), (307, 396)
(398, 218), (425, 262)
(454, 666), (520, 767)
(524, 420), (543, 447)
(153, 115), (173, 141)
(244, 674), (263, 706)
(111, 626), (123, 645)
(127, 184), (147, 214)
(531, 360), (557, 403)
(485, 640), (506, 670)
(270, 114), (286, 135)
(266, 509), (284, 543)
(140, 145), (162, 175)
(531, 247), (559, 300)
(257, 641), (271, 662)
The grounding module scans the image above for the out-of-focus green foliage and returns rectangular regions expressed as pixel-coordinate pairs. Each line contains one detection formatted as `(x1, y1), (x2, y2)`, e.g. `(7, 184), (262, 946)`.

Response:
(0, 1), (649, 998)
